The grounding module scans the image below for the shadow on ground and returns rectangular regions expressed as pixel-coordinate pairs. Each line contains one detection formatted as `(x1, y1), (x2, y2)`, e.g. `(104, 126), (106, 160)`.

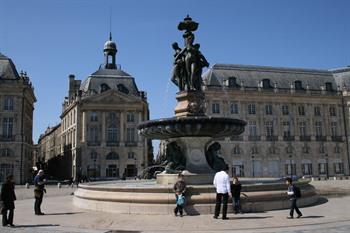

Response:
(13, 224), (60, 228)
(44, 212), (84, 216)
(301, 215), (325, 219)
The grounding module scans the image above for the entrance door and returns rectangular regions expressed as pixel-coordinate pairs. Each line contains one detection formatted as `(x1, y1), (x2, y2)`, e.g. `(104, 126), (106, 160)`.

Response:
(126, 165), (136, 177)
(252, 161), (262, 177)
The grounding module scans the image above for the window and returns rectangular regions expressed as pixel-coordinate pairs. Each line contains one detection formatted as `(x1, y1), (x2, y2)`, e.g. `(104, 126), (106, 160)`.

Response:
(100, 83), (110, 93)
(331, 122), (337, 137)
(89, 127), (99, 142)
(325, 82), (333, 92)
(117, 84), (129, 94)
(295, 81), (303, 90)
(335, 145), (341, 154)
(318, 163), (327, 175)
(285, 163), (296, 176)
(106, 165), (119, 177)
(299, 122), (307, 136)
(212, 103), (220, 114)
(268, 146), (276, 154)
(302, 144), (310, 153)
(265, 121), (274, 137)
(128, 152), (135, 159)
(227, 77), (239, 87)
(286, 145), (293, 154)
(232, 165), (244, 177)
(334, 163), (343, 174)
(126, 128), (135, 143)
(282, 121), (291, 137)
(107, 113), (118, 143)
(230, 102), (239, 114)
(329, 106), (336, 116)
(4, 97), (14, 111)
(90, 112), (98, 122)
(315, 122), (323, 136)
(298, 106), (305, 116)
(265, 104), (273, 115)
(2, 118), (13, 138)
(233, 145), (241, 155)
(248, 104), (256, 114)
(282, 105), (289, 115)
(90, 151), (98, 160)
(106, 152), (119, 160)
(302, 163), (313, 176)
(248, 121), (257, 136)
(127, 112), (135, 122)
(314, 106), (321, 116)
(319, 144), (325, 154)
(1, 148), (12, 157)
(262, 79), (271, 89)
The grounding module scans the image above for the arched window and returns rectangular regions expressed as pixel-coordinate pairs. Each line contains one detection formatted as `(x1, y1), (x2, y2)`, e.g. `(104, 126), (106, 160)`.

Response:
(100, 83), (110, 93)
(106, 152), (119, 160)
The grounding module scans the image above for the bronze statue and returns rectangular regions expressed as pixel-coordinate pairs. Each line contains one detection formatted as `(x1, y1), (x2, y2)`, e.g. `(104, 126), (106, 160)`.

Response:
(205, 142), (227, 172)
(171, 15), (209, 92)
(161, 141), (186, 174)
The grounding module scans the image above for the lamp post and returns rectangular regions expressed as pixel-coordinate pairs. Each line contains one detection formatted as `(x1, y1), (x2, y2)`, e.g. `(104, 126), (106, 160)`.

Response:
(93, 159), (96, 180)
(251, 155), (255, 178)
(289, 154), (293, 179)
(325, 154), (329, 179)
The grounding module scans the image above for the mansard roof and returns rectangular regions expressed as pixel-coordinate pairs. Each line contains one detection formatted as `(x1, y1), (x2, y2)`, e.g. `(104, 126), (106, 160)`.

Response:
(0, 52), (20, 79)
(203, 63), (339, 90)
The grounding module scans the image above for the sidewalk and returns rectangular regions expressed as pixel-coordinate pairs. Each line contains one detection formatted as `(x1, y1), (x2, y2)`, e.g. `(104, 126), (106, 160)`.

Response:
(1, 194), (350, 233)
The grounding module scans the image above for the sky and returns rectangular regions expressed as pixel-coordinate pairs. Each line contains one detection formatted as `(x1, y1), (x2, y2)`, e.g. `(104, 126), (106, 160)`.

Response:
(0, 0), (350, 144)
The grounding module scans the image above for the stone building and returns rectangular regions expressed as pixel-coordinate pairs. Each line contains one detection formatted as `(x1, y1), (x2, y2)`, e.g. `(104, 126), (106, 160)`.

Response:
(203, 64), (350, 178)
(37, 37), (151, 180)
(0, 53), (36, 184)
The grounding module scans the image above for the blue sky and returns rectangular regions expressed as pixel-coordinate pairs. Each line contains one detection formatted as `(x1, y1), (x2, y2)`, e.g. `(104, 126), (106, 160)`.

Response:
(0, 0), (349, 143)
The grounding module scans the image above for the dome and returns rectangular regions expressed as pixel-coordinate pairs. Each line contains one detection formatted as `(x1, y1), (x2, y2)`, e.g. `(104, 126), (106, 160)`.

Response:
(104, 40), (117, 52)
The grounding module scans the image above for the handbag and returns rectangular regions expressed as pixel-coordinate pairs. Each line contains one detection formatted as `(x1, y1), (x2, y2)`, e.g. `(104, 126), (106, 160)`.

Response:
(176, 194), (186, 207)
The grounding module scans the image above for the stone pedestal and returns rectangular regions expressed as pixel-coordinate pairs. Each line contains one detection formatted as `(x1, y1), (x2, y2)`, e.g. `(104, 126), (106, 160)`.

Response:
(156, 171), (214, 185)
(174, 91), (205, 117)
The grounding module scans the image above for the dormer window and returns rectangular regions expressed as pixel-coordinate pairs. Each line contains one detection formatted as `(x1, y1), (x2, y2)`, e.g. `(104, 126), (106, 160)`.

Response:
(262, 79), (272, 89)
(226, 77), (240, 87)
(325, 82), (333, 92)
(117, 84), (129, 94)
(295, 80), (303, 90)
(100, 83), (110, 93)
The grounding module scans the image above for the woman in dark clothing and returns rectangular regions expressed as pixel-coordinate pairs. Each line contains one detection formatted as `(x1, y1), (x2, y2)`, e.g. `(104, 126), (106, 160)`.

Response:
(173, 173), (186, 217)
(231, 176), (242, 214)
(1, 175), (16, 227)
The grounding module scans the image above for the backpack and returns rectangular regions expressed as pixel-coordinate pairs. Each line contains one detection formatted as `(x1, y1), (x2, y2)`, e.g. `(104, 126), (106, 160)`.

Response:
(294, 186), (301, 198)
(176, 194), (186, 207)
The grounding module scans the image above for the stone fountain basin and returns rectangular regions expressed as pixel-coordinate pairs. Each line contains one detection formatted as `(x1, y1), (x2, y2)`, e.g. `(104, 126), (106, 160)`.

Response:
(137, 116), (246, 140)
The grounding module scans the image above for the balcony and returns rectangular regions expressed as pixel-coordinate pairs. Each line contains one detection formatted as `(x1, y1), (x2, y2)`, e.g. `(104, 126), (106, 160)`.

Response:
(0, 135), (15, 142)
(300, 136), (311, 141)
(283, 136), (295, 141)
(315, 136), (327, 142)
(87, 141), (101, 146)
(125, 142), (137, 147)
(248, 136), (261, 141)
(266, 136), (278, 141)
(331, 136), (343, 142)
(106, 142), (120, 147)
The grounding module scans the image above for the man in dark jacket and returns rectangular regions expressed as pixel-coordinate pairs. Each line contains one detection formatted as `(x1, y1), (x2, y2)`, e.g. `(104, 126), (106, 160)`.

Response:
(1, 175), (16, 227)
(286, 177), (302, 219)
(33, 170), (46, 215)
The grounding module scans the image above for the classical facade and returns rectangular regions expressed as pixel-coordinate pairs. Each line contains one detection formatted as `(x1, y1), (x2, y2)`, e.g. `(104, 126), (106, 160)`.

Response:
(0, 53), (36, 183)
(203, 64), (350, 178)
(37, 37), (151, 180)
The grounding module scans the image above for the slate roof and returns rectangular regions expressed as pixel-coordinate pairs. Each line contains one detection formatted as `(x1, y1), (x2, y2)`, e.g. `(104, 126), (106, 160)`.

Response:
(203, 64), (342, 91)
(0, 52), (20, 79)
(331, 67), (350, 88)
(80, 66), (139, 96)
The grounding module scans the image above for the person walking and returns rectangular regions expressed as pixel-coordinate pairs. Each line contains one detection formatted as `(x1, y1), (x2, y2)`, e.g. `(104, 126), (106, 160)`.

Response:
(286, 177), (302, 219)
(173, 173), (186, 217)
(1, 175), (16, 227)
(33, 170), (46, 215)
(231, 176), (242, 214)
(213, 165), (231, 220)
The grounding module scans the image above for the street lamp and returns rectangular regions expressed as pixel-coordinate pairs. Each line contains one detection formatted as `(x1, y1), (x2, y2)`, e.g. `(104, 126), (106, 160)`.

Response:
(325, 154), (329, 179)
(251, 155), (255, 178)
(93, 159), (96, 180)
(289, 154), (293, 179)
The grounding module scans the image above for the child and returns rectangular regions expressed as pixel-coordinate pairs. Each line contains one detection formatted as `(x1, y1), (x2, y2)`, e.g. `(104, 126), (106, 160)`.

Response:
(173, 173), (186, 217)
(231, 176), (242, 214)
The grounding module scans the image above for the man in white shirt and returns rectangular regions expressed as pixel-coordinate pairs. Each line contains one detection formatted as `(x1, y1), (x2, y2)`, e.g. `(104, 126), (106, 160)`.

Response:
(213, 165), (231, 220)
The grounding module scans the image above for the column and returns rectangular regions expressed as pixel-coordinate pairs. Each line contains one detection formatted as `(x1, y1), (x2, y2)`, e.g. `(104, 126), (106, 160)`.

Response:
(120, 112), (124, 143)
(82, 111), (86, 142)
(101, 111), (106, 145)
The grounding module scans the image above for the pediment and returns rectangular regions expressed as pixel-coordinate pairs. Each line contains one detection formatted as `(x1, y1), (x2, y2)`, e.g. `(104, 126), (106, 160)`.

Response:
(82, 90), (140, 104)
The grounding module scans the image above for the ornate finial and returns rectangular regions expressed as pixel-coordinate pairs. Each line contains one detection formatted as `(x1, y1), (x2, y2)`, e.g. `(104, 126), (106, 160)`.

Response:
(178, 15), (198, 32)
(109, 31), (112, 41)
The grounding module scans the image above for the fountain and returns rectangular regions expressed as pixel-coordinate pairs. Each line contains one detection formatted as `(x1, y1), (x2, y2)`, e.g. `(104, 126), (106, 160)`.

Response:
(74, 16), (319, 215)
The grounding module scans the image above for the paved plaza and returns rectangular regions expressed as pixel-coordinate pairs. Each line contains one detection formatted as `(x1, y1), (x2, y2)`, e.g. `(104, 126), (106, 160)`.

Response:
(0, 181), (349, 233)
